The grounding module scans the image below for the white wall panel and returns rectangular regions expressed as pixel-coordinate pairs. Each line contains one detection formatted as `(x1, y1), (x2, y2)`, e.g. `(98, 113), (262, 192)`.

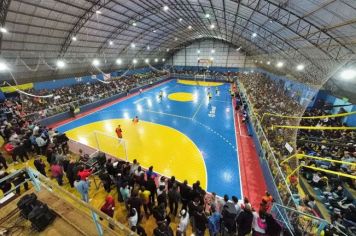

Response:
(167, 39), (246, 68)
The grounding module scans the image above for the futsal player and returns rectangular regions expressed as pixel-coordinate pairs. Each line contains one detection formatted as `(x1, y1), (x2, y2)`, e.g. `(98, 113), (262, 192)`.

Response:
(132, 116), (139, 123)
(208, 92), (212, 100)
(159, 91), (163, 100)
(115, 125), (123, 143)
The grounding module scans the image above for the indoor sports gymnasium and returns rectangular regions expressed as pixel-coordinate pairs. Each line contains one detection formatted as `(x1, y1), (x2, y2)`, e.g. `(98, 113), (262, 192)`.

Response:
(0, 1), (355, 236)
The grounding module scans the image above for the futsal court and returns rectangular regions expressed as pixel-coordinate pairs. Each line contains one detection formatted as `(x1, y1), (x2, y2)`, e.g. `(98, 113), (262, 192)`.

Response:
(56, 79), (242, 198)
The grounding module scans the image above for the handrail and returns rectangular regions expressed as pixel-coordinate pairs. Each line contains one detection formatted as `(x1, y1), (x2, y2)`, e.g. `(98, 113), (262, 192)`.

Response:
(272, 125), (356, 130)
(237, 81), (298, 208)
(281, 153), (356, 166)
(261, 111), (356, 123)
(272, 203), (349, 236)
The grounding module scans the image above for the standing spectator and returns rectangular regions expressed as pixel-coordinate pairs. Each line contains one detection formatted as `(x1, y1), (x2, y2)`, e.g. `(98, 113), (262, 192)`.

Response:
(208, 206), (221, 236)
(12, 142), (29, 163)
(180, 180), (191, 210)
(127, 190), (143, 222)
(0, 152), (8, 169)
(139, 186), (152, 218)
(128, 208), (138, 229)
(0, 171), (11, 195)
(194, 205), (208, 236)
(77, 165), (92, 180)
(167, 176), (176, 190)
(146, 166), (158, 179)
(157, 185), (167, 208)
(153, 222), (174, 236)
(100, 195), (115, 229)
(168, 184), (180, 216)
(35, 134), (47, 155)
(176, 209), (189, 236)
(51, 161), (63, 186)
(120, 182), (131, 204)
(74, 177), (90, 202)
(146, 175), (157, 206)
(66, 158), (76, 188)
(252, 209), (267, 236)
(236, 203), (253, 236)
(33, 155), (46, 176)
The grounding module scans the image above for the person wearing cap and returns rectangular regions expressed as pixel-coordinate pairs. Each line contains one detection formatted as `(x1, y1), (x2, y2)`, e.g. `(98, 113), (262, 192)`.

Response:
(176, 209), (189, 236)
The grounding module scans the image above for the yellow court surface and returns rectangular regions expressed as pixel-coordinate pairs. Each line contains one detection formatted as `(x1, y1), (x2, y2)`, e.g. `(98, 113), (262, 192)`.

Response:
(177, 79), (223, 86)
(167, 92), (194, 102)
(65, 119), (207, 189)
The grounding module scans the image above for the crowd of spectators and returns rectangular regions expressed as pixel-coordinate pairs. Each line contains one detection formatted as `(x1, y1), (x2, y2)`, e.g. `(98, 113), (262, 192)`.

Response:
(237, 72), (355, 235)
(19, 71), (167, 121)
(0, 70), (286, 235)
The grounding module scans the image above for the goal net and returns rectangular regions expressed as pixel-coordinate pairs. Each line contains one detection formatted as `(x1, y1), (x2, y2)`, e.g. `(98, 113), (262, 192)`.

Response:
(78, 130), (128, 162)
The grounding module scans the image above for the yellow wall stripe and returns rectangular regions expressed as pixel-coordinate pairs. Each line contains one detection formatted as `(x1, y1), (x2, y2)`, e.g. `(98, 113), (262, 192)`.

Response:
(1, 83), (34, 93)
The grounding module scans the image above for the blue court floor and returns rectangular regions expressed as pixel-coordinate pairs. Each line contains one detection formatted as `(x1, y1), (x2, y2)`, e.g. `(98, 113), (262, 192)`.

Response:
(57, 79), (242, 198)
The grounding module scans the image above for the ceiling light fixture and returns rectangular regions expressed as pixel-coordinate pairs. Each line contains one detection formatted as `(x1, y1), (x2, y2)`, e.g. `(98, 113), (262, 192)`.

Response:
(131, 43), (135, 48)
(133, 59), (138, 64)
(132, 22), (137, 26)
(340, 69), (356, 80)
(296, 64), (305, 71)
(236, 47), (241, 51)
(109, 41), (113, 45)
(211, 49), (215, 53)
(155, 58), (158, 62)
(163, 5), (169, 11)
(145, 58), (149, 63)
(56, 60), (65, 68)
(96, 10), (102, 14)
(116, 58), (122, 65)
(276, 61), (284, 68)
(72, 36), (77, 41)
(252, 32), (257, 38)
(0, 62), (9, 71)
(188, 25), (192, 30)
(179, 18), (183, 22)
(162, 58), (166, 62)
(92, 59), (100, 66)
(210, 24), (215, 29)
(267, 61), (271, 65)
(197, 50), (200, 54)
(205, 13), (210, 18)
(0, 27), (8, 33)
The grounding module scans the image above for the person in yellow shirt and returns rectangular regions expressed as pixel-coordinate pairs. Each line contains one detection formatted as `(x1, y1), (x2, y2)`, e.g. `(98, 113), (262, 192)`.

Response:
(139, 186), (152, 218)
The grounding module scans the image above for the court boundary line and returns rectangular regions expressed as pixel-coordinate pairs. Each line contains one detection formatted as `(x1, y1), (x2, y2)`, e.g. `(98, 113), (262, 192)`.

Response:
(143, 109), (192, 120)
(51, 79), (173, 129)
(191, 99), (204, 120)
(232, 98), (244, 200)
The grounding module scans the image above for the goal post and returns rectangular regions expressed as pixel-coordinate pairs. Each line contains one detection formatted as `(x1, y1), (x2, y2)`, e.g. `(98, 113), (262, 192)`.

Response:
(92, 130), (128, 162)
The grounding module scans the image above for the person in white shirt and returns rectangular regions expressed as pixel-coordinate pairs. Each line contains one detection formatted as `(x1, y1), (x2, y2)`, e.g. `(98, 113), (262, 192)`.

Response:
(128, 208), (138, 229)
(176, 209), (189, 236)
(252, 210), (267, 235)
